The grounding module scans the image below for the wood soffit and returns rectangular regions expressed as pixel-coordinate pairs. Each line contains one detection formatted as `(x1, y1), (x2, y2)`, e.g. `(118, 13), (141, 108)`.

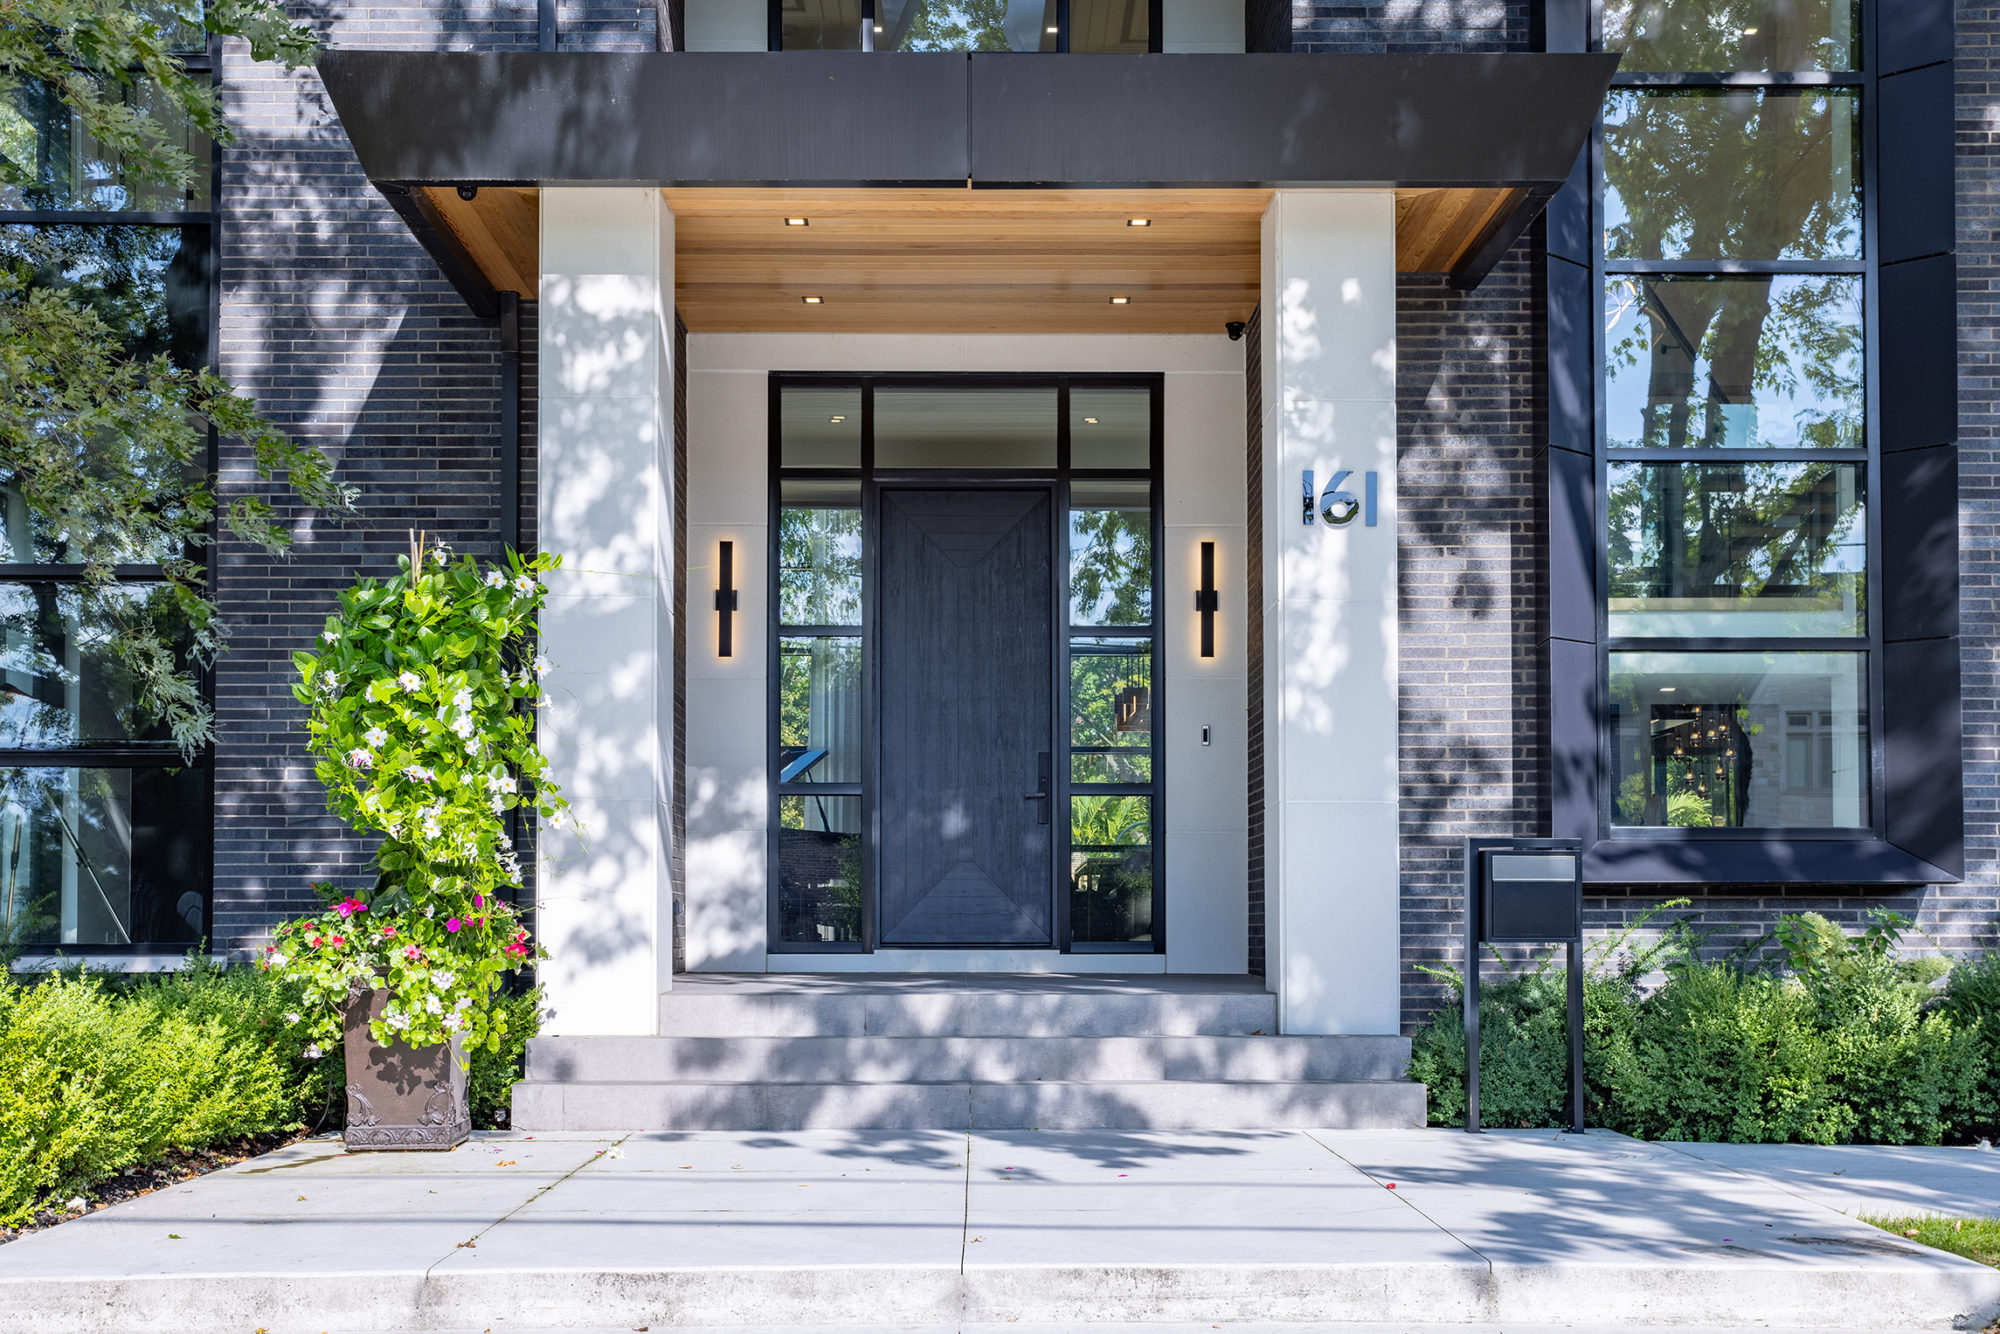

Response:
(420, 185), (1528, 333)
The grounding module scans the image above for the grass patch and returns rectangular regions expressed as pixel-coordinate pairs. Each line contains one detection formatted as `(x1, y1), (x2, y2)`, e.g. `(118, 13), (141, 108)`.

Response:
(1863, 1214), (2000, 1267)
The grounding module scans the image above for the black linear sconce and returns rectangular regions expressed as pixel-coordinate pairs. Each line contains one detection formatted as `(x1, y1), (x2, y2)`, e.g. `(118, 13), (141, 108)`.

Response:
(1195, 541), (1219, 658)
(714, 541), (739, 657)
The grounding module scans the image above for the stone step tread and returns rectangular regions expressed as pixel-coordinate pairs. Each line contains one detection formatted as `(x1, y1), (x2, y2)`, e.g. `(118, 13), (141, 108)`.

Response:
(527, 1034), (1409, 1083)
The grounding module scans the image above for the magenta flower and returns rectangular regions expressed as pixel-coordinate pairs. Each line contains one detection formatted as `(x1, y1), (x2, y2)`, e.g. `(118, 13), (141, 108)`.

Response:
(334, 897), (367, 919)
(446, 918), (462, 933)
(473, 894), (485, 909)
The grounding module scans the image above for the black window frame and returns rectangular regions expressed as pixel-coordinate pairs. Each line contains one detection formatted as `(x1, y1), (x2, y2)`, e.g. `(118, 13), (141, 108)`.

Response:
(0, 33), (220, 953)
(1541, 0), (1961, 885)
(768, 0), (1164, 52)
(767, 371), (1166, 954)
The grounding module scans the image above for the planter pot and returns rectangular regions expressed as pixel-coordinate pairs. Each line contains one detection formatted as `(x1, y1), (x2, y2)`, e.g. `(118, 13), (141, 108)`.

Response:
(341, 989), (470, 1151)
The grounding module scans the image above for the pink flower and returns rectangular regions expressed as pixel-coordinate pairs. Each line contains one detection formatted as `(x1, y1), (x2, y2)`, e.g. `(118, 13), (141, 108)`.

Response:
(380, 926), (397, 939)
(334, 897), (367, 919)
(330, 935), (345, 947)
(306, 934), (322, 947)
(402, 945), (421, 960)
(473, 894), (485, 909)
(446, 918), (462, 933)
(505, 942), (528, 957)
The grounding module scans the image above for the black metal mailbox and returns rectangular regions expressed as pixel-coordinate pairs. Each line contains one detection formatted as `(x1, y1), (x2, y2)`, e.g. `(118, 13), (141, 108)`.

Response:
(1463, 838), (1584, 1134)
(1482, 850), (1582, 942)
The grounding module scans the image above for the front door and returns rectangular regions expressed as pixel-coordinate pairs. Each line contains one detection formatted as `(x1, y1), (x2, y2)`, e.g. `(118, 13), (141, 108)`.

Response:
(877, 487), (1054, 946)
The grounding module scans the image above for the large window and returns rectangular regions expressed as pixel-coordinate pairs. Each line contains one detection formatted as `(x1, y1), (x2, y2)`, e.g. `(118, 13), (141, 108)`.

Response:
(770, 375), (1162, 951)
(0, 28), (215, 950)
(771, 0), (1160, 50)
(1595, 0), (1873, 835)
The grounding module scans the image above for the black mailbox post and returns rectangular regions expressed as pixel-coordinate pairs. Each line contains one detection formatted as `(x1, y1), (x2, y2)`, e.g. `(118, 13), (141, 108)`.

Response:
(1463, 837), (1584, 1133)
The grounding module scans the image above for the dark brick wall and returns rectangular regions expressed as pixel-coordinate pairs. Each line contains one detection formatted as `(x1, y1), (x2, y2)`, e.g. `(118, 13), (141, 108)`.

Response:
(1290, 0), (1529, 53)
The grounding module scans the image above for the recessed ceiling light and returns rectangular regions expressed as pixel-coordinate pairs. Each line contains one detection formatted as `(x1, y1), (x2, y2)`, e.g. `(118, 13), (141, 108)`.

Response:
(1742, 25), (1758, 33)
(1108, 296), (1130, 305)
(829, 415), (845, 423)
(784, 217), (809, 227)
(802, 295), (824, 305)
(1083, 416), (1099, 424)
(1660, 686), (1677, 693)
(1046, 24), (1057, 32)
(1127, 218), (1151, 227)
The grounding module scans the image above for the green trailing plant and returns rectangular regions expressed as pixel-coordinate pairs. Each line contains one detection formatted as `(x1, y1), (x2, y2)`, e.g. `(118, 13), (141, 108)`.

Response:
(263, 535), (574, 1057)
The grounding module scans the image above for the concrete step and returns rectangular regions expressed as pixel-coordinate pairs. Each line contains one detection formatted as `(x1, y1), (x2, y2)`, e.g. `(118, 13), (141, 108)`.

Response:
(509, 1077), (1427, 1131)
(657, 973), (1278, 1036)
(526, 1033), (1409, 1083)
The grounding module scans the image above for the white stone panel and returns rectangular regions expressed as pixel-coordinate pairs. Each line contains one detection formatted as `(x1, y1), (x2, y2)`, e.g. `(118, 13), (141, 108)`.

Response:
(538, 188), (676, 1035)
(1163, 372), (1248, 528)
(1162, 0), (1244, 51)
(686, 371), (770, 526)
(683, 675), (767, 842)
(686, 829), (768, 972)
(1163, 676), (1249, 834)
(1165, 830), (1249, 974)
(1259, 190), (1400, 1036)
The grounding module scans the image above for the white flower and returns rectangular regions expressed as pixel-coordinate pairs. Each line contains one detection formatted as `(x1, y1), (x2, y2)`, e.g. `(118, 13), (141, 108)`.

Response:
(512, 574), (536, 595)
(452, 687), (473, 709)
(450, 714), (476, 739)
(319, 671), (341, 692)
(303, 1044), (322, 1060)
(532, 654), (550, 677)
(486, 774), (516, 794)
(346, 748), (373, 769)
(434, 970), (456, 989)
(269, 953), (288, 969)
(421, 818), (442, 839)
(425, 995), (444, 1015)
(403, 764), (433, 783)
(484, 570), (506, 588)
(285, 1011), (302, 1024)
(397, 670), (421, 693)
(549, 809), (568, 830)
(321, 628), (340, 644)
(491, 796), (506, 814)
(443, 1013), (464, 1033)
(364, 726), (389, 748)
(465, 737), (481, 755)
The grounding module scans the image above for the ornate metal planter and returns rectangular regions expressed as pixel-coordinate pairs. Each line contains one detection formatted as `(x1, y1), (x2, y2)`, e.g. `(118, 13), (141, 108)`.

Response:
(342, 989), (470, 1151)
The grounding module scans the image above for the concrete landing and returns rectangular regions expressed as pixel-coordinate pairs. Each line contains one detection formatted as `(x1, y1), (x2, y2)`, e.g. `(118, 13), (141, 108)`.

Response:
(1, 1129), (1996, 1333)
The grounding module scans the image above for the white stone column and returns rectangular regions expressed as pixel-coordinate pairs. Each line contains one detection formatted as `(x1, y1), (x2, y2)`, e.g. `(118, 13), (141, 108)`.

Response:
(1259, 191), (1401, 1035)
(535, 188), (677, 1036)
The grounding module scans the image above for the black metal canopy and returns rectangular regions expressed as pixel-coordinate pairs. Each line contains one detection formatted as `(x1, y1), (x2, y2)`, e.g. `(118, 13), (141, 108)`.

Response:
(318, 49), (1618, 310)
(322, 50), (1615, 189)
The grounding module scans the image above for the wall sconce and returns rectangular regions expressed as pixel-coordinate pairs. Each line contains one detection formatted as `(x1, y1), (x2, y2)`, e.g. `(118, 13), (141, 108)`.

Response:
(1195, 540), (1219, 658)
(714, 540), (739, 657)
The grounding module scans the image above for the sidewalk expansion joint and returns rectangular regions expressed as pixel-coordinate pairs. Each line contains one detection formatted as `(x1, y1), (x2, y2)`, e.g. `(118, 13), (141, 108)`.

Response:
(1302, 1129), (1497, 1272)
(421, 1133), (634, 1283)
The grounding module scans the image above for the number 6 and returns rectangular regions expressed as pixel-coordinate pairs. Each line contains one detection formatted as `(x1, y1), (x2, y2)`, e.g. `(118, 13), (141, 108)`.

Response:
(1319, 470), (1359, 526)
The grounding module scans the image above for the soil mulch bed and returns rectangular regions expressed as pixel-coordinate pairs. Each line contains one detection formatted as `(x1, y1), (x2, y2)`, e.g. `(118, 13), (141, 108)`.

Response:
(0, 1128), (325, 1246)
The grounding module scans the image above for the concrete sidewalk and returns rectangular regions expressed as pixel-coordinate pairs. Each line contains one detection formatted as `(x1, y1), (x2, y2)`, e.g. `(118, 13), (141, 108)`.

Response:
(3, 1128), (1998, 1333)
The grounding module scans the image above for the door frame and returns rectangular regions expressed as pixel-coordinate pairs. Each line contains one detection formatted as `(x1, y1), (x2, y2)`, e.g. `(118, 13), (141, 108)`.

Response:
(766, 371), (1167, 955)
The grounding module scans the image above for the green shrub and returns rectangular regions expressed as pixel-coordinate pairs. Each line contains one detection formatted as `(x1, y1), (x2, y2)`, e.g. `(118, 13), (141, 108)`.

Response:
(0, 962), (319, 1226)
(1411, 907), (1990, 1146)
(466, 987), (542, 1130)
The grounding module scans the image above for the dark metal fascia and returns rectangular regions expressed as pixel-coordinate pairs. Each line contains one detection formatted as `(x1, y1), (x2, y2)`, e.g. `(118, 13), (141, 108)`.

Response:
(319, 50), (1618, 192)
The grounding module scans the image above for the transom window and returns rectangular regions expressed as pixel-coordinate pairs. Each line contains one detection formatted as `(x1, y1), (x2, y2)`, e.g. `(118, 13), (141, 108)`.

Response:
(770, 0), (1161, 51)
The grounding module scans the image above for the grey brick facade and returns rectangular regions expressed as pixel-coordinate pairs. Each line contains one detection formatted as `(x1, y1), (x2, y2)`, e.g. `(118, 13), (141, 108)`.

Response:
(199, 2), (2000, 1031)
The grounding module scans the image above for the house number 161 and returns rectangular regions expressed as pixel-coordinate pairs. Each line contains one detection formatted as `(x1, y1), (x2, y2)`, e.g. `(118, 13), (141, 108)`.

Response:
(1302, 469), (1381, 527)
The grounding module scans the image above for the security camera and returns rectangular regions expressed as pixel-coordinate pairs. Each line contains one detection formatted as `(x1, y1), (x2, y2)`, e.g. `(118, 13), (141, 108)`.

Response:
(1225, 320), (1246, 342)
(457, 185), (479, 202)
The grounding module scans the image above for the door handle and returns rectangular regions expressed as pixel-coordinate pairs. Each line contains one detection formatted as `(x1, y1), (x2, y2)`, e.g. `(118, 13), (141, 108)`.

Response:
(1026, 751), (1051, 825)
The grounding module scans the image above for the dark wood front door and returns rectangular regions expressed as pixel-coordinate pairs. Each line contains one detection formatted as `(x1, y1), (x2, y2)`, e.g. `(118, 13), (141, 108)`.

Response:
(877, 487), (1054, 946)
